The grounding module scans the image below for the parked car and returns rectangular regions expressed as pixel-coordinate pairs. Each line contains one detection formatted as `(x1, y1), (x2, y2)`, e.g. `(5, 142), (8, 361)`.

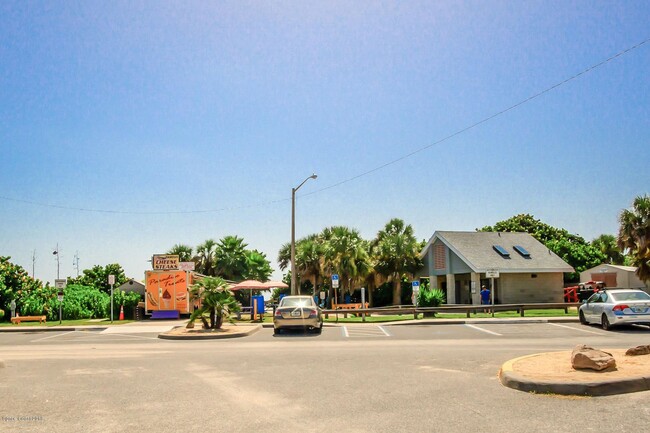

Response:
(579, 289), (650, 330)
(273, 295), (323, 335)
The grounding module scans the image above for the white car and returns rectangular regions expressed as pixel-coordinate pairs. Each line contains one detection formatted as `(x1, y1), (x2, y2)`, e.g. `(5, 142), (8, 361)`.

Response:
(579, 289), (650, 330)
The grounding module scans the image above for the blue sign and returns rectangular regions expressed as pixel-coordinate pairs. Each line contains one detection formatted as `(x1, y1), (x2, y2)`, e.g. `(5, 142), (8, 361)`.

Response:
(332, 274), (339, 281)
(412, 281), (420, 288)
(332, 274), (339, 288)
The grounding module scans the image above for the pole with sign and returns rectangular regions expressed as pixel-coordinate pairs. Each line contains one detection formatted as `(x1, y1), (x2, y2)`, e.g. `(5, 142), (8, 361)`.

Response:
(485, 269), (499, 318)
(411, 281), (420, 306)
(108, 274), (115, 323)
(332, 274), (339, 306)
(360, 287), (366, 322)
(55, 278), (67, 324)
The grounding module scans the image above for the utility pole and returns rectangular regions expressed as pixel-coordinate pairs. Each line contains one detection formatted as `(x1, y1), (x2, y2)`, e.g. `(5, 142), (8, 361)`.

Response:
(53, 243), (60, 280)
(73, 251), (80, 277)
(32, 250), (37, 278)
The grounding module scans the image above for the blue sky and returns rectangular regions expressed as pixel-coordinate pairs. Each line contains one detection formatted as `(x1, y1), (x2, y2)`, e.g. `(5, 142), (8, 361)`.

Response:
(1, 1), (648, 284)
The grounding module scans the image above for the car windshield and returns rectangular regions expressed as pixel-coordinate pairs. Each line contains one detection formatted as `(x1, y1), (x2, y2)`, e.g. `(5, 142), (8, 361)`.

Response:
(610, 291), (650, 302)
(280, 297), (314, 307)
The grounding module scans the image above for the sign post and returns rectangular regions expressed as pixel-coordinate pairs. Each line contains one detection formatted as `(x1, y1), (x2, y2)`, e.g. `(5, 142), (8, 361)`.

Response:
(332, 274), (339, 305)
(108, 274), (115, 323)
(411, 281), (420, 306)
(55, 279), (67, 324)
(360, 287), (366, 322)
(10, 299), (16, 318)
(485, 270), (499, 318)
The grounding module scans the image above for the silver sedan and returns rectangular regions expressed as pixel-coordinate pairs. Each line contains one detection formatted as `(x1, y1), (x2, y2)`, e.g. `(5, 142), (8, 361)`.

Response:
(273, 295), (323, 335)
(579, 289), (650, 330)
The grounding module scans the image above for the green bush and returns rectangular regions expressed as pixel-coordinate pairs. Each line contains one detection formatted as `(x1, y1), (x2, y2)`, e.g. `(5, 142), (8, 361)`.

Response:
(418, 287), (446, 307)
(57, 284), (110, 320)
(0, 309), (4, 319)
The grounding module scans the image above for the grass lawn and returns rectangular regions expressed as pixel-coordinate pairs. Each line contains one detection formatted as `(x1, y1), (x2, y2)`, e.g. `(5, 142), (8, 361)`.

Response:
(0, 319), (135, 327)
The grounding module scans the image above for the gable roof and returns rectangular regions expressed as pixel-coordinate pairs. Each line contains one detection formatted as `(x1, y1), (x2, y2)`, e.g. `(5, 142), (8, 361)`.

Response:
(421, 231), (574, 273)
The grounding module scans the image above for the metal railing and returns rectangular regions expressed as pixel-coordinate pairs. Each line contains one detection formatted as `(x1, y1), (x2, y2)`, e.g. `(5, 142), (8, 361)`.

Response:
(322, 302), (581, 320)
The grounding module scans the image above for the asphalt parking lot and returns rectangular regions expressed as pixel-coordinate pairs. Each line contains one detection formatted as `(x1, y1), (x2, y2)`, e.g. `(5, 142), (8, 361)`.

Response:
(2, 321), (649, 433)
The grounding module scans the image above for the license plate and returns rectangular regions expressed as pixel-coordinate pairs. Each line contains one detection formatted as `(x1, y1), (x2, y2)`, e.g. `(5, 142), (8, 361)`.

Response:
(291, 310), (301, 317)
(632, 307), (646, 313)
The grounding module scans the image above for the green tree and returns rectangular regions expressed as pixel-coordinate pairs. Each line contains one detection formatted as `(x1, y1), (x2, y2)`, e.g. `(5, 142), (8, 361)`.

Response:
(194, 239), (218, 276)
(188, 276), (240, 329)
(244, 250), (273, 282)
(618, 194), (650, 282)
(322, 226), (371, 303)
(591, 234), (626, 265)
(1, 256), (50, 320)
(372, 218), (423, 305)
(167, 244), (194, 262)
(215, 235), (248, 281)
(479, 214), (605, 282)
(68, 264), (128, 293)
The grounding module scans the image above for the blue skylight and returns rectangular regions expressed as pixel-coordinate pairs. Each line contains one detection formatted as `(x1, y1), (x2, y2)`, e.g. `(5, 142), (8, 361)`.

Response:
(492, 245), (510, 258)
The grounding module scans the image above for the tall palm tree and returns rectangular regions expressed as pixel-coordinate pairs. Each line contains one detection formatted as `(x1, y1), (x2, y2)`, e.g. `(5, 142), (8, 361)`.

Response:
(295, 236), (325, 295)
(373, 218), (422, 305)
(215, 235), (248, 281)
(194, 239), (217, 276)
(322, 226), (371, 302)
(591, 234), (625, 265)
(167, 244), (194, 263)
(618, 195), (650, 282)
(244, 250), (273, 282)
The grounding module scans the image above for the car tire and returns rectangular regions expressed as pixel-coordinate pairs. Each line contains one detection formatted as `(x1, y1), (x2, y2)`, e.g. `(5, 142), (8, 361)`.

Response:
(601, 314), (611, 331)
(579, 311), (587, 325)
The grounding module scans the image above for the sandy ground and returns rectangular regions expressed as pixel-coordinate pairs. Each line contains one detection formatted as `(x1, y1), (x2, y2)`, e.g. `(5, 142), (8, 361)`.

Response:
(512, 349), (650, 382)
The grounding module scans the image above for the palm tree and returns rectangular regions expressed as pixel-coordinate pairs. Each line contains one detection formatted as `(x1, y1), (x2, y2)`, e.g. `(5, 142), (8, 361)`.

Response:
(373, 218), (422, 305)
(194, 239), (217, 276)
(187, 276), (240, 329)
(618, 195), (650, 282)
(295, 235), (324, 295)
(244, 250), (273, 282)
(215, 235), (248, 281)
(322, 226), (371, 303)
(167, 244), (193, 263)
(591, 234), (625, 265)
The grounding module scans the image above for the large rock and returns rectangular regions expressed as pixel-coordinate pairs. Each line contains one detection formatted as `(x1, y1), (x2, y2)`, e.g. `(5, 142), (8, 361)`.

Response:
(571, 345), (617, 371)
(626, 345), (650, 356)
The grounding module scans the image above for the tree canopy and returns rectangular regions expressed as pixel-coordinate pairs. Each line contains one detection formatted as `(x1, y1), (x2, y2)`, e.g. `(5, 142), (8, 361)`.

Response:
(479, 214), (606, 281)
(618, 194), (650, 282)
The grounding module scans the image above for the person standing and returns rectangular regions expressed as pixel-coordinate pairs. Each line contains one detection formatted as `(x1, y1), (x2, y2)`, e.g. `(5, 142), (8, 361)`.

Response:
(480, 285), (491, 312)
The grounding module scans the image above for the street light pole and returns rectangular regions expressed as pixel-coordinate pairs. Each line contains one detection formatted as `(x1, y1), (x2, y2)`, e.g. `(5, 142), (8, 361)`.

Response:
(291, 174), (317, 295)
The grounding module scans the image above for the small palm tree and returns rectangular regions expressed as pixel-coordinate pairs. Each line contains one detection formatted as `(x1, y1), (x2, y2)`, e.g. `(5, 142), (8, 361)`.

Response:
(187, 276), (240, 330)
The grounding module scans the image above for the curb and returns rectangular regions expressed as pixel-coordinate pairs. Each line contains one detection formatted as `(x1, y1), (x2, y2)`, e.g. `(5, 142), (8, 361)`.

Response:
(499, 353), (650, 396)
(0, 326), (108, 333)
(158, 325), (262, 340)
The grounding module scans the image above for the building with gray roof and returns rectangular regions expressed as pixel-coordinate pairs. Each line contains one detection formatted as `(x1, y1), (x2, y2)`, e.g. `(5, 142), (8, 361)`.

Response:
(418, 231), (573, 304)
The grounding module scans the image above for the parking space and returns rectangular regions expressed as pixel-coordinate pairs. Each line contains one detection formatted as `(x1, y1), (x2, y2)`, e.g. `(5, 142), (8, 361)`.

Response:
(3, 320), (650, 347)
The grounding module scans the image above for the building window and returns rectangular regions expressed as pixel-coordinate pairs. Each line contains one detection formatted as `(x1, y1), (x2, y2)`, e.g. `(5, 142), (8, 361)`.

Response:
(531, 274), (537, 278)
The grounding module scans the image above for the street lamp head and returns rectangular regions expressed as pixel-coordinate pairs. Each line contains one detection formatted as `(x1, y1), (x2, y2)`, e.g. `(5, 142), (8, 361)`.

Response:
(310, 173), (318, 180)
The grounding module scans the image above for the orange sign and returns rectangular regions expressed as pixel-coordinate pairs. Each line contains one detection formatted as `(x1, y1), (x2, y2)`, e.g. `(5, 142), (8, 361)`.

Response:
(152, 254), (179, 270)
(145, 271), (189, 312)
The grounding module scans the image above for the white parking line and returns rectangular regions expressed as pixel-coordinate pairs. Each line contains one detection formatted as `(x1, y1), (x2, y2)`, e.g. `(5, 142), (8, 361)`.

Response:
(377, 326), (391, 337)
(342, 326), (349, 337)
(465, 324), (502, 336)
(31, 330), (77, 343)
(547, 323), (607, 335)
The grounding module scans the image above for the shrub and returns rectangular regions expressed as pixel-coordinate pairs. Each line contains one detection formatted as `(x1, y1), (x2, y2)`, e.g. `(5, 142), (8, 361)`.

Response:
(58, 284), (110, 320)
(418, 287), (446, 307)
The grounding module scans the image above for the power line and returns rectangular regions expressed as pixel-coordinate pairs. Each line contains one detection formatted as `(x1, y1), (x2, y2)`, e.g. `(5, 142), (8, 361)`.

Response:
(1, 37), (648, 215)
